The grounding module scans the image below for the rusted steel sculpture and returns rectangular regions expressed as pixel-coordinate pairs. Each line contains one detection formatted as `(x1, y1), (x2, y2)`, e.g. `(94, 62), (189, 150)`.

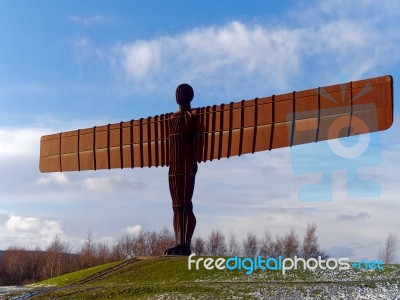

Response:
(165, 84), (197, 255)
(39, 75), (394, 255)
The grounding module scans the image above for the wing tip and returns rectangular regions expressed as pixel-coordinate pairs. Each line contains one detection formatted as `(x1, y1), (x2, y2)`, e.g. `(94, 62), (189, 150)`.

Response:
(384, 74), (394, 83)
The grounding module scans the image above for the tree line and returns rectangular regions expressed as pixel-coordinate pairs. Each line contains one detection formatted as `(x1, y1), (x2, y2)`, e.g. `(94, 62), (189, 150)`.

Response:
(0, 223), (325, 285)
(192, 223), (326, 259)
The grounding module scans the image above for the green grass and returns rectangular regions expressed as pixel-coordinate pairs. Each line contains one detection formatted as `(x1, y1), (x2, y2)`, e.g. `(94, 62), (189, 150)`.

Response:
(30, 261), (122, 287)
(13, 258), (400, 299)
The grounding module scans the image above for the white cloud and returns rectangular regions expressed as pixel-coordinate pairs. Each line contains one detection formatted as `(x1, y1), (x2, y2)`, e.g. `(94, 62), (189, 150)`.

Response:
(5, 214), (62, 235)
(336, 212), (370, 221)
(2, 214), (63, 248)
(119, 40), (162, 80)
(316, 0), (400, 18)
(69, 15), (111, 26)
(82, 176), (114, 192)
(97, 235), (116, 245)
(108, 2), (400, 98)
(122, 224), (142, 235)
(0, 128), (45, 157)
(112, 21), (303, 94)
(36, 173), (69, 186)
(72, 37), (91, 57)
(80, 175), (145, 193)
(71, 37), (105, 68)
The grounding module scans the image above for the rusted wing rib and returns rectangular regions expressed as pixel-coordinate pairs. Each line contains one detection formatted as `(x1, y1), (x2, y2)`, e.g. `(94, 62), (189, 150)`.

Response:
(195, 75), (393, 162)
(40, 114), (171, 172)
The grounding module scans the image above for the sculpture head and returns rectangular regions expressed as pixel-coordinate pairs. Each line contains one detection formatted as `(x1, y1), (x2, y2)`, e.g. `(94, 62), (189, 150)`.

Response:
(176, 84), (194, 111)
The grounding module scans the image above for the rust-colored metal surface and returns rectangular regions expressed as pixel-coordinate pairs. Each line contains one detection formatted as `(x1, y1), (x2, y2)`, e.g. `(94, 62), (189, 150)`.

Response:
(195, 75), (393, 161)
(39, 75), (394, 255)
(40, 75), (393, 172)
(164, 84), (197, 255)
(39, 114), (172, 172)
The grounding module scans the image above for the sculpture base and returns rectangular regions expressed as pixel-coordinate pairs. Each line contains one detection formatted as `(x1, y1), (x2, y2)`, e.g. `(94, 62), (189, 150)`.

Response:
(163, 244), (191, 256)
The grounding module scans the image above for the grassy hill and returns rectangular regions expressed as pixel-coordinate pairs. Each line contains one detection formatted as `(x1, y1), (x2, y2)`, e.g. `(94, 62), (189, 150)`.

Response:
(4, 256), (400, 299)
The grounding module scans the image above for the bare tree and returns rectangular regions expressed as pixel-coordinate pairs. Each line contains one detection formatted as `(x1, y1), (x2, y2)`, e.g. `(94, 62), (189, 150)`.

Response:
(378, 232), (398, 264)
(271, 235), (284, 257)
(206, 229), (227, 256)
(154, 227), (174, 255)
(79, 230), (97, 268)
(227, 231), (241, 256)
(112, 228), (173, 258)
(2, 247), (30, 285)
(259, 230), (275, 258)
(42, 235), (71, 278)
(133, 231), (148, 256)
(281, 229), (300, 258)
(28, 246), (46, 282)
(96, 242), (112, 264)
(145, 231), (159, 256)
(192, 236), (206, 255)
(242, 232), (258, 257)
(302, 223), (322, 259)
(118, 234), (135, 259)
(110, 239), (126, 261)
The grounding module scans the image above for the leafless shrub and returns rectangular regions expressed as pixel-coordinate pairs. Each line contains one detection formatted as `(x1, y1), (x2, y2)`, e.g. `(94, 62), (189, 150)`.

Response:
(192, 236), (206, 255)
(206, 229), (227, 256)
(259, 230), (274, 258)
(378, 232), (398, 264)
(42, 235), (72, 278)
(302, 223), (325, 259)
(242, 232), (258, 257)
(154, 227), (175, 255)
(227, 231), (241, 256)
(79, 231), (97, 268)
(281, 229), (300, 258)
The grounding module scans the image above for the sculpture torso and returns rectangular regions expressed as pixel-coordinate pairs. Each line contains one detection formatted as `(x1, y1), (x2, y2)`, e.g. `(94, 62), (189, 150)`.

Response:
(168, 111), (198, 175)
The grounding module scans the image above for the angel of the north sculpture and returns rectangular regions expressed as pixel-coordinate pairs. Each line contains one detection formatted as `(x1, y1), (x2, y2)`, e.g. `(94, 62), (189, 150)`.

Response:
(40, 75), (393, 255)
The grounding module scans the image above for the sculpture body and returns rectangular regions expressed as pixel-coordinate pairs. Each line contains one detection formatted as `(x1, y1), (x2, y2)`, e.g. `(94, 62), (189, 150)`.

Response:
(164, 84), (198, 255)
(165, 110), (197, 255)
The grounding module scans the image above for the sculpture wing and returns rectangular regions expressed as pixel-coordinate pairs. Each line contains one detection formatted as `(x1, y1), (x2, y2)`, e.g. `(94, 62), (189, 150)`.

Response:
(40, 75), (393, 172)
(194, 75), (393, 162)
(40, 114), (172, 172)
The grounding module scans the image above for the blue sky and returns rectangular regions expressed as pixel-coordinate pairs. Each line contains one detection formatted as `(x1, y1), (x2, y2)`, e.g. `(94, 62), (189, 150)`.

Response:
(1, 0), (400, 260)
